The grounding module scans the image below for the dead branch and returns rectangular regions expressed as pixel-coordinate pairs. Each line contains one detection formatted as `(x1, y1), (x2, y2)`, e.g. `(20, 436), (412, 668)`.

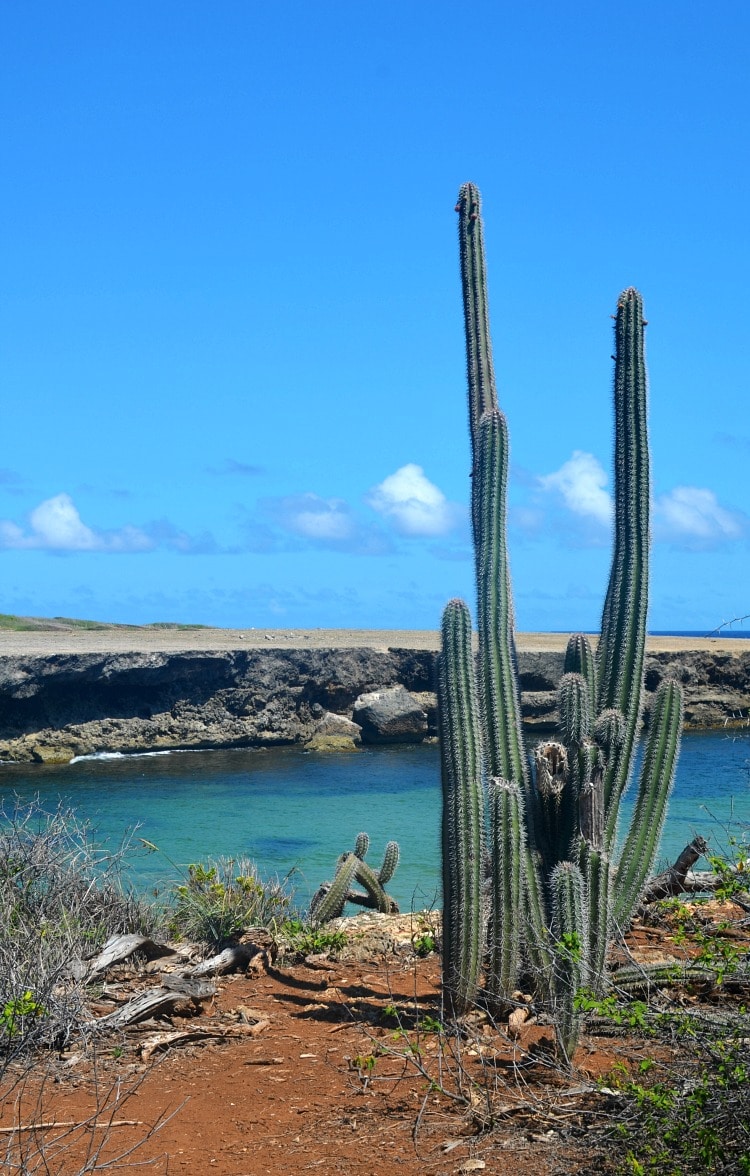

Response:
(0, 1120), (142, 1135)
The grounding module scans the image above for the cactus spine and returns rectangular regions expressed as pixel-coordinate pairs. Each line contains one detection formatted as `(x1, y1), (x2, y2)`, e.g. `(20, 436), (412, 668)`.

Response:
(438, 183), (684, 1060)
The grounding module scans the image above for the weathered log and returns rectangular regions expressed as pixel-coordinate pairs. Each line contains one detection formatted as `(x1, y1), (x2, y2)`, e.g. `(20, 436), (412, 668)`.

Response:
(640, 837), (709, 903)
(85, 934), (176, 978)
(189, 942), (266, 977)
(90, 981), (215, 1030)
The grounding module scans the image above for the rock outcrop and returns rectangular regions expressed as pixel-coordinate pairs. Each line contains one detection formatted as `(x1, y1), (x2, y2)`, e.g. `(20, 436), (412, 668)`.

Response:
(352, 686), (428, 744)
(0, 642), (747, 763)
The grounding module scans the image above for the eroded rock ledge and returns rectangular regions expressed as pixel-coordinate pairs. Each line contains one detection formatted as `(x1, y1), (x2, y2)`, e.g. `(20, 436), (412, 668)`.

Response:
(0, 639), (748, 764)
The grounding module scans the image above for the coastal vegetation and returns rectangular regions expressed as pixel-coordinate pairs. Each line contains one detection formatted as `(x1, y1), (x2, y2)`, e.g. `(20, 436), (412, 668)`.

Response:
(0, 613), (210, 631)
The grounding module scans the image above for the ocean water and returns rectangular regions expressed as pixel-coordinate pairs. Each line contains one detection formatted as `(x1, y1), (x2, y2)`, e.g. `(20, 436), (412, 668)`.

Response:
(1, 731), (748, 913)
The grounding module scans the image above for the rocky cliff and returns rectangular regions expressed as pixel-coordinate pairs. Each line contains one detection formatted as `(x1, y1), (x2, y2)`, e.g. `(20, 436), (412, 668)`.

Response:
(0, 641), (748, 764)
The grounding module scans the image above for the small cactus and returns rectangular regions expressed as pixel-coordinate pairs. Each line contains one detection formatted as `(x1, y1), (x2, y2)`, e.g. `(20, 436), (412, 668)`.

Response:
(310, 833), (400, 924)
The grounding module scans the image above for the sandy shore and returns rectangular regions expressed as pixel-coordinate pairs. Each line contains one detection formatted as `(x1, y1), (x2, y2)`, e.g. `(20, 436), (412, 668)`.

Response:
(0, 627), (747, 657)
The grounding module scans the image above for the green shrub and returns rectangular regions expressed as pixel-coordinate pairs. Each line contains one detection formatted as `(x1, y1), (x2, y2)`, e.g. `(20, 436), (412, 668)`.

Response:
(166, 857), (294, 945)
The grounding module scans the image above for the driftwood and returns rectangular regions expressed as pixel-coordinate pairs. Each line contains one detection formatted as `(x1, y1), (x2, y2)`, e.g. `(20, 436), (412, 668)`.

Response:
(641, 836), (750, 909)
(90, 980), (216, 1031)
(139, 1020), (270, 1061)
(640, 837), (709, 904)
(0, 1120), (142, 1135)
(84, 933), (176, 979)
(190, 944), (261, 977)
(190, 933), (276, 976)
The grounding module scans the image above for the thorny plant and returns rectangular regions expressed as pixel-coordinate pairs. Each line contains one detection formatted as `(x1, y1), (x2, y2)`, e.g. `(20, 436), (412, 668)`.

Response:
(0, 799), (156, 1058)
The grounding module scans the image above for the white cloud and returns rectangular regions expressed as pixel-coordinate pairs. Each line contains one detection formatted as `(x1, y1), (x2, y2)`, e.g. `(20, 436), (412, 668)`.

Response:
(367, 464), (460, 536)
(654, 486), (744, 544)
(538, 451), (613, 525)
(0, 494), (154, 552)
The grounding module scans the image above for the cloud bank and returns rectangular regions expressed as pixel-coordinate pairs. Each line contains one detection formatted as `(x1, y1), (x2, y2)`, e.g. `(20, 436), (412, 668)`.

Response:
(0, 494), (153, 553)
(0, 494), (214, 555)
(536, 452), (745, 548)
(537, 451), (613, 525)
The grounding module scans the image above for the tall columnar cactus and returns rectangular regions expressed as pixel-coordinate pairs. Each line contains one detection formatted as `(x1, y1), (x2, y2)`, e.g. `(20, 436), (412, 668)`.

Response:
(439, 599), (485, 1013)
(438, 183), (684, 1057)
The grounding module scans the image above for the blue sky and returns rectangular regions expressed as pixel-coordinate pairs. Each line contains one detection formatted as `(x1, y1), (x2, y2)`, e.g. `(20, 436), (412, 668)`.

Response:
(1, 2), (748, 632)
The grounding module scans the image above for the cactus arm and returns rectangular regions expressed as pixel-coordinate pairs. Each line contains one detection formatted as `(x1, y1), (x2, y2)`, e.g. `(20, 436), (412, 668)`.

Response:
(550, 861), (588, 1062)
(456, 182), (498, 465)
(438, 598), (486, 1013)
(564, 634), (597, 707)
(596, 289), (650, 845)
(474, 409), (528, 791)
(354, 832), (370, 860)
(310, 852), (359, 924)
(377, 841), (400, 886)
(352, 858), (393, 914)
(486, 779), (524, 1002)
(612, 679), (684, 931)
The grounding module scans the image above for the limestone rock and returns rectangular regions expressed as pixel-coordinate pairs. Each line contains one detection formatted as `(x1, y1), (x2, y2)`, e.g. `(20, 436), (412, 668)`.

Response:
(311, 711), (362, 743)
(305, 710), (362, 753)
(352, 686), (427, 744)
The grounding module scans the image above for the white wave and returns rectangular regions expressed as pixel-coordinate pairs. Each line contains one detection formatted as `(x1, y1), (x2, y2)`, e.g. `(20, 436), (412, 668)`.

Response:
(69, 750), (173, 764)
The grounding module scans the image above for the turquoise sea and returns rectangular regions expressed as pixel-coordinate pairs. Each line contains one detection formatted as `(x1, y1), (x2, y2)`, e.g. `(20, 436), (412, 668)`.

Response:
(1, 731), (749, 912)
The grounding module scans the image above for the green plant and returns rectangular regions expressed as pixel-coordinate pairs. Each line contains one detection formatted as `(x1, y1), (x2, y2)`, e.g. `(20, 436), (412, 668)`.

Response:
(167, 856), (293, 945)
(278, 917), (347, 957)
(309, 832), (400, 923)
(438, 184), (684, 1057)
(0, 991), (46, 1039)
(602, 1020), (750, 1175)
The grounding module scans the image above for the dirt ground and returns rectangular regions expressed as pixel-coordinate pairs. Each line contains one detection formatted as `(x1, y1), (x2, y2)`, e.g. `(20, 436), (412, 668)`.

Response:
(3, 903), (749, 1176)
(0, 625), (747, 658)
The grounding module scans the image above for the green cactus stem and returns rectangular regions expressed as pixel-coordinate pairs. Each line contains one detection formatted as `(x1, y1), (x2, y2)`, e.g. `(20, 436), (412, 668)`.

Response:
(550, 861), (588, 1063)
(310, 852), (359, 924)
(377, 841), (400, 886)
(353, 857), (394, 914)
(597, 288), (650, 847)
(558, 673), (593, 747)
(456, 182), (498, 466)
(311, 833), (400, 922)
(354, 832), (370, 859)
(487, 779), (524, 1002)
(612, 679), (684, 930)
(474, 409), (528, 791)
(564, 634), (597, 707)
(438, 598), (485, 1014)
(581, 845), (612, 993)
